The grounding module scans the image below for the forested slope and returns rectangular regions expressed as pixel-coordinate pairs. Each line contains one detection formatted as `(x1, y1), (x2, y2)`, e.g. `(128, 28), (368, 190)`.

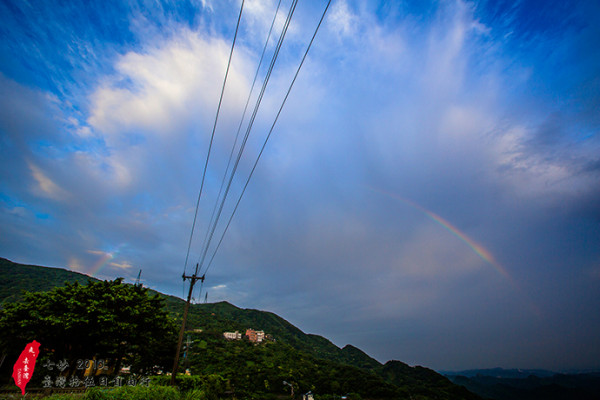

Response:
(0, 257), (481, 399)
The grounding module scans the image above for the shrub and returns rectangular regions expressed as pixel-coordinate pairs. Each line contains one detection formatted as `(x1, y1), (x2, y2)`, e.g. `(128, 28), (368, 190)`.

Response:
(84, 385), (179, 400)
(151, 374), (226, 399)
(181, 389), (207, 400)
(151, 375), (205, 391)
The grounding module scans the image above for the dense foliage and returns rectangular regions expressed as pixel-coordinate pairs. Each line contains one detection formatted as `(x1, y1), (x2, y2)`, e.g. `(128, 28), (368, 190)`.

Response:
(167, 300), (382, 371)
(1, 385), (196, 400)
(181, 331), (401, 399)
(378, 361), (481, 400)
(0, 278), (177, 378)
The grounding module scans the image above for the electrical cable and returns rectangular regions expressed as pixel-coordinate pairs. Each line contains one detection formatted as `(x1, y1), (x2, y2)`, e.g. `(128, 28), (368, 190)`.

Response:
(195, 0), (299, 273)
(203, 0), (333, 276)
(195, 0), (298, 271)
(197, 0), (284, 269)
(182, 0), (245, 277)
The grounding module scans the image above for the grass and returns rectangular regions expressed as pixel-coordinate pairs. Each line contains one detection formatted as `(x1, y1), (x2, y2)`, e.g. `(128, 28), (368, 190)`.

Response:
(1, 386), (206, 400)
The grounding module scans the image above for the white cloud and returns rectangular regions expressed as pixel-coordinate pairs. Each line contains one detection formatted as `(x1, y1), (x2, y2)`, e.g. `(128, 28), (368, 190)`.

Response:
(87, 249), (108, 256)
(422, 1), (489, 96)
(328, 0), (359, 38)
(200, 0), (214, 13)
(68, 257), (85, 272)
(88, 29), (252, 140)
(110, 261), (133, 269)
(490, 123), (597, 200)
(7, 207), (28, 218)
(85, 28), (259, 199)
(27, 161), (70, 201)
(243, 0), (278, 39)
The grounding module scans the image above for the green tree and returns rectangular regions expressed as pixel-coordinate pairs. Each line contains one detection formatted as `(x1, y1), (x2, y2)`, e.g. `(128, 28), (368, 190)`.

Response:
(0, 279), (177, 376)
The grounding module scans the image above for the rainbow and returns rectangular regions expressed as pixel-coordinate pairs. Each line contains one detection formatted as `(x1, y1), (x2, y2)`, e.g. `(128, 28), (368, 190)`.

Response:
(87, 250), (115, 276)
(368, 187), (543, 316)
(368, 187), (512, 281)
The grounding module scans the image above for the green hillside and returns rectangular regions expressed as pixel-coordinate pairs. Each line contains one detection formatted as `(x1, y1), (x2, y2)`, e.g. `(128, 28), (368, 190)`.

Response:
(0, 257), (378, 372)
(178, 301), (377, 370)
(340, 344), (382, 371)
(184, 332), (403, 399)
(0, 257), (481, 399)
(0, 257), (100, 303)
(378, 361), (481, 400)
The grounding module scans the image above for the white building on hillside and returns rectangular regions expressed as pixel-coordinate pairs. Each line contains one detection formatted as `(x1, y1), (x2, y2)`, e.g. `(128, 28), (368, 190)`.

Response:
(223, 331), (242, 340)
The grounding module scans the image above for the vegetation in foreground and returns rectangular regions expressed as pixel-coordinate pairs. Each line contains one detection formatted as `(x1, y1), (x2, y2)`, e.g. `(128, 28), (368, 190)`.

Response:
(1, 385), (189, 400)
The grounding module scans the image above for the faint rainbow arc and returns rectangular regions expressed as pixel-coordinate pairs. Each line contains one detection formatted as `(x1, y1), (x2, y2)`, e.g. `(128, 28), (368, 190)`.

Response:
(368, 187), (543, 317)
(369, 187), (512, 281)
(88, 251), (115, 276)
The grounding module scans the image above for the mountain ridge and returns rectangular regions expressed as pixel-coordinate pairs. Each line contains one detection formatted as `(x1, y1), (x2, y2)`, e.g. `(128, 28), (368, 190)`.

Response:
(0, 257), (481, 399)
(0, 257), (377, 370)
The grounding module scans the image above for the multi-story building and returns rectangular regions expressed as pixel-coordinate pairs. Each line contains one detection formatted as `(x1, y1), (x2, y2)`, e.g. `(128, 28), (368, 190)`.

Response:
(245, 329), (266, 343)
(223, 331), (242, 340)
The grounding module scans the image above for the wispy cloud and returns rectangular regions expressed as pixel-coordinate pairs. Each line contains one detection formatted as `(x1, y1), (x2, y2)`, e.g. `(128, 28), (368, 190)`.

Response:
(27, 161), (70, 201)
(110, 261), (133, 270)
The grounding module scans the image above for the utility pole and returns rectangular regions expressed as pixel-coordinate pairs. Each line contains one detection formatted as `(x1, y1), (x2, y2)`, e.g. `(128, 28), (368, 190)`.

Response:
(183, 334), (193, 373)
(170, 264), (204, 386)
(283, 381), (294, 398)
(134, 269), (142, 287)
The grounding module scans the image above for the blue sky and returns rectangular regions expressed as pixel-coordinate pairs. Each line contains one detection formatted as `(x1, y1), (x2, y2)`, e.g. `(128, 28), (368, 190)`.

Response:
(1, 0), (599, 371)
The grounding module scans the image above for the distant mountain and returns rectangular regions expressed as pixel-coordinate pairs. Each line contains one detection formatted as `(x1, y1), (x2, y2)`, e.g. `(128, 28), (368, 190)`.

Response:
(442, 368), (557, 379)
(444, 369), (600, 400)
(380, 361), (481, 400)
(0, 257), (483, 399)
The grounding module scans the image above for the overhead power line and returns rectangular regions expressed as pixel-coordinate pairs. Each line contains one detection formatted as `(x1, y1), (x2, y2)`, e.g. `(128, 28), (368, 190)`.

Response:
(202, 0), (333, 277)
(196, 0), (284, 278)
(194, 0), (300, 275)
(182, 0), (246, 278)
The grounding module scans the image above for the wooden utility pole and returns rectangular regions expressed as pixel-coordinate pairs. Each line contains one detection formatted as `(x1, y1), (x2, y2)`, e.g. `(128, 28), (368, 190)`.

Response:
(134, 269), (142, 287)
(170, 265), (204, 386)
